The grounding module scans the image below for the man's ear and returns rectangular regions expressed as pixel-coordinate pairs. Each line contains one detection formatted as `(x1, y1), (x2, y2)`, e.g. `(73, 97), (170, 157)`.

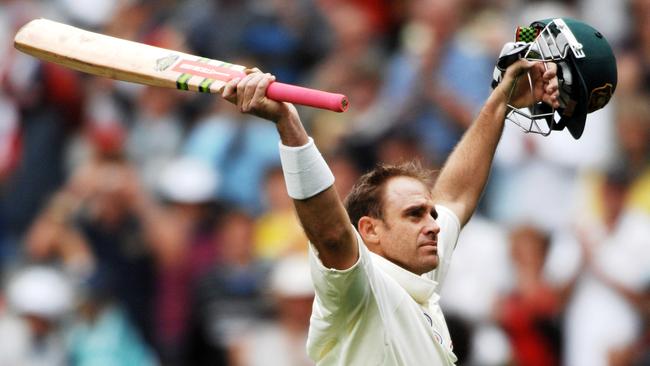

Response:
(358, 216), (380, 247)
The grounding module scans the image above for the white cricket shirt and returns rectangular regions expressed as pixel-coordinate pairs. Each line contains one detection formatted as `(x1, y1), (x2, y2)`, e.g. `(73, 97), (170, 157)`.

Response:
(307, 205), (461, 365)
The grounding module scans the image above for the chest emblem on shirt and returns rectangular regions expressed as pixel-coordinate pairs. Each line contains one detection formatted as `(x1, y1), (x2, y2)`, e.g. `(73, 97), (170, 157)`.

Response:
(423, 312), (433, 327)
(433, 331), (444, 345)
(424, 312), (445, 346)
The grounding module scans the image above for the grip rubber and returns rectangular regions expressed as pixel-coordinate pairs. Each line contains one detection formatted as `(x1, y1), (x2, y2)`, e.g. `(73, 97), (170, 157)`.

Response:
(266, 82), (349, 112)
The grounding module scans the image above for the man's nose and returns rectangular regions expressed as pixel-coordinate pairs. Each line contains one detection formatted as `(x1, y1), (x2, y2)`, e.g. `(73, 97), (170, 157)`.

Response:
(424, 216), (440, 236)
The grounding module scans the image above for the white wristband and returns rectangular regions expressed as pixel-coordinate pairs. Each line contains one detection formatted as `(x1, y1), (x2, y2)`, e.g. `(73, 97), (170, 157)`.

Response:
(279, 137), (335, 200)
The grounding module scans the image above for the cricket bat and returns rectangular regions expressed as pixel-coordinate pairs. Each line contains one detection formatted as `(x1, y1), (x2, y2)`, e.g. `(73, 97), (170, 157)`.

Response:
(14, 18), (349, 112)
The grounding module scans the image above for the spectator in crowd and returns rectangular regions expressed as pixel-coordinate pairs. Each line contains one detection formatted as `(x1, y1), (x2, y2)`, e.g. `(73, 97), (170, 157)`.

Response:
(495, 225), (573, 366)
(230, 254), (315, 366)
(127, 84), (185, 190)
(0, 266), (73, 366)
(146, 156), (221, 365)
(439, 215), (511, 365)
(23, 190), (95, 281)
(188, 209), (273, 365)
(375, 127), (433, 169)
(23, 121), (157, 347)
(607, 282), (650, 366)
(62, 126), (157, 347)
(375, 0), (495, 163)
(184, 96), (281, 215)
(617, 0), (650, 95)
(254, 166), (308, 261)
(327, 151), (361, 199)
(553, 167), (650, 366)
(0, 54), (84, 246)
(612, 95), (650, 214)
(240, 0), (331, 84)
(67, 270), (158, 366)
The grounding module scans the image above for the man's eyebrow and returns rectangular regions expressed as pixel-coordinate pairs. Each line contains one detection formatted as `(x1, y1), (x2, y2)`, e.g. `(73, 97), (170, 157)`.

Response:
(431, 206), (438, 219)
(402, 204), (428, 214)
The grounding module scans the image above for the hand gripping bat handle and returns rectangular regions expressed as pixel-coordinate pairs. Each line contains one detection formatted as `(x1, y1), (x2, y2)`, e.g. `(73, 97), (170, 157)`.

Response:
(266, 82), (349, 112)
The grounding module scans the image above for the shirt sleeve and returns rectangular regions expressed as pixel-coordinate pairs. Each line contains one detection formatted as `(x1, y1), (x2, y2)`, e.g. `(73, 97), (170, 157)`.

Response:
(308, 229), (372, 327)
(425, 204), (461, 288)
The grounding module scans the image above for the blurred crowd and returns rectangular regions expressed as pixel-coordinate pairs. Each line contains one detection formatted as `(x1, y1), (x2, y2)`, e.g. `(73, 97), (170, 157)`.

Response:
(0, 0), (649, 365)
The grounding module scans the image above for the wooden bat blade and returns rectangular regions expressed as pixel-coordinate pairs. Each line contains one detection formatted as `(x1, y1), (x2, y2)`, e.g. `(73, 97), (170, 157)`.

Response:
(14, 18), (349, 112)
(14, 18), (242, 92)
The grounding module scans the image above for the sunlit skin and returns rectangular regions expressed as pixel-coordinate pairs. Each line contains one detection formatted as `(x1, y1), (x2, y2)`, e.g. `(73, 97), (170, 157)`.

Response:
(359, 176), (441, 275)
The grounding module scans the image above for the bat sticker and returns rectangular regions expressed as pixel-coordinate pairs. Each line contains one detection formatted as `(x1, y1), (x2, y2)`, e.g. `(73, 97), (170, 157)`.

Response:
(171, 59), (241, 80)
(155, 54), (179, 71)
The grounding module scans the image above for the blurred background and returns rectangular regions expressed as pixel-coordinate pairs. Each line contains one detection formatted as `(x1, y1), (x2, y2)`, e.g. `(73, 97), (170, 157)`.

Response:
(0, 0), (648, 365)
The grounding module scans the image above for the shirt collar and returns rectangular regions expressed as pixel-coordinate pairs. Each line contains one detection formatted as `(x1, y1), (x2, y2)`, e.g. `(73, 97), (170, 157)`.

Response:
(369, 251), (439, 305)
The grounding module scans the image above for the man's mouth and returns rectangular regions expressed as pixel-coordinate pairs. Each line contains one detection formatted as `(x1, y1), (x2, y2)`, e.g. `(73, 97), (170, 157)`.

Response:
(419, 240), (438, 250)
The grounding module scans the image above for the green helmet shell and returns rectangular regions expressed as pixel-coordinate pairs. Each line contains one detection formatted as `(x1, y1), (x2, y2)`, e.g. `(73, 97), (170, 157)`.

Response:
(530, 18), (617, 139)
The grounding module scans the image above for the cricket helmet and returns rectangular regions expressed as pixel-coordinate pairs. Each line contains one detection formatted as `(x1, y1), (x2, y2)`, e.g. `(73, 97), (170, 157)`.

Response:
(498, 18), (617, 139)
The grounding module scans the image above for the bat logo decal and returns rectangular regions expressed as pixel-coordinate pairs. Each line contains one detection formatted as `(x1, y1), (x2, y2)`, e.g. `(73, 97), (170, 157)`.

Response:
(155, 54), (179, 71)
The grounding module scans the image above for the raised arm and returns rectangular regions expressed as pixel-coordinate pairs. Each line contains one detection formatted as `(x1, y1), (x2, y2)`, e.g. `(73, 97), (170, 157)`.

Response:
(432, 60), (560, 226)
(222, 71), (358, 270)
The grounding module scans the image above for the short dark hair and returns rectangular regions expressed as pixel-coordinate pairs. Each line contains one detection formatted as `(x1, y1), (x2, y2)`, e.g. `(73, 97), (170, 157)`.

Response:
(344, 161), (433, 229)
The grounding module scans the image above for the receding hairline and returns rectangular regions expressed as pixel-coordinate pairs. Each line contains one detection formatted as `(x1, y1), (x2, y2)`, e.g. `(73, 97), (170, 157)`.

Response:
(344, 161), (435, 229)
(381, 174), (435, 210)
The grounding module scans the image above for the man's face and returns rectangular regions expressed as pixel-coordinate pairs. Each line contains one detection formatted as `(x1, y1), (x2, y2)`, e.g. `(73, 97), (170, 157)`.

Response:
(373, 176), (440, 275)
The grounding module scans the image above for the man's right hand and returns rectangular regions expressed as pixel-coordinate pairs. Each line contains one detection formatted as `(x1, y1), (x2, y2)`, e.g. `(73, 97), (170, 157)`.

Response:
(221, 69), (298, 124)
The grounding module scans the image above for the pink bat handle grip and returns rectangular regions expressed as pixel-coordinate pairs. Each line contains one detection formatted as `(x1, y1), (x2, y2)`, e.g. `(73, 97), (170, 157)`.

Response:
(266, 82), (349, 112)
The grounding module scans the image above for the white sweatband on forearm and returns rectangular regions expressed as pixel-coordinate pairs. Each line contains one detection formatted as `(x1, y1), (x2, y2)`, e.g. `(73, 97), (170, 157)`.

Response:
(279, 137), (335, 200)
